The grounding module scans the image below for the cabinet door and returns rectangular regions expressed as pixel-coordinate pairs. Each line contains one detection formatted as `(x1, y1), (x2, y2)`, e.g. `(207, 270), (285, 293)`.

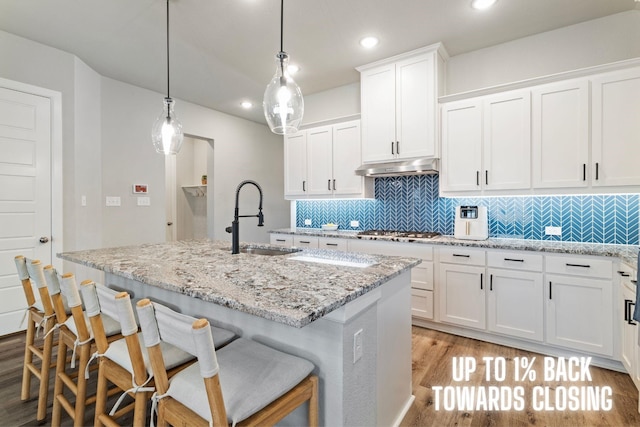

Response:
(483, 90), (531, 191)
(270, 234), (293, 247)
(487, 268), (543, 341)
(532, 80), (589, 189)
(592, 68), (640, 187)
(284, 132), (307, 196)
(293, 235), (319, 249)
(621, 284), (637, 374)
(396, 54), (436, 159)
(438, 264), (486, 330)
(306, 126), (333, 196)
(332, 120), (363, 196)
(412, 289), (433, 320)
(440, 100), (483, 192)
(361, 64), (396, 162)
(546, 274), (613, 356)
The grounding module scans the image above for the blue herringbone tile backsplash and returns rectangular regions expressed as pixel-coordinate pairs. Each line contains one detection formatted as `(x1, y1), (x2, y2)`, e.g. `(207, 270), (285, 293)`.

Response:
(295, 175), (640, 245)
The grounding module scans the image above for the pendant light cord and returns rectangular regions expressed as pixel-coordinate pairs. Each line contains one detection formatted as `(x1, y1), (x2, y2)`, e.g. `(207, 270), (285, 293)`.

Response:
(166, 0), (170, 99)
(280, 0), (284, 53)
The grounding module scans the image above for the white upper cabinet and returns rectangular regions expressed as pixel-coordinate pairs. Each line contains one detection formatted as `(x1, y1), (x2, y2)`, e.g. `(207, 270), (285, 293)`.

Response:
(359, 44), (446, 163)
(440, 90), (530, 194)
(306, 125), (333, 196)
(532, 79), (589, 189)
(440, 99), (482, 192)
(284, 120), (369, 199)
(591, 67), (640, 187)
(284, 132), (307, 197)
(482, 90), (531, 191)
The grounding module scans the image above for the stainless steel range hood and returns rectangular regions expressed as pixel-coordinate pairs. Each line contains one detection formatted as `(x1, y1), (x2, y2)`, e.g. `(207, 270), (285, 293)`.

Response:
(355, 158), (438, 177)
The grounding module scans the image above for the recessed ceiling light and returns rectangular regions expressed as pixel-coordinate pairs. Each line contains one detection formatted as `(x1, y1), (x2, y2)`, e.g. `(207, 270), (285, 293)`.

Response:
(471, 0), (497, 10)
(241, 101), (253, 109)
(360, 36), (379, 49)
(287, 64), (300, 75)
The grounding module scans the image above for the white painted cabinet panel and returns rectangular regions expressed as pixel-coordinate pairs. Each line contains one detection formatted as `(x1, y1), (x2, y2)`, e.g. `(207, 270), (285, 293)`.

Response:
(306, 126), (333, 196)
(269, 234), (293, 247)
(293, 236), (319, 249)
(532, 79), (589, 188)
(546, 273), (613, 356)
(487, 268), (544, 341)
(360, 64), (396, 162)
(438, 263), (486, 330)
(284, 132), (307, 197)
(332, 121), (363, 196)
(482, 90), (531, 191)
(411, 289), (433, 320)
(440, 99), (483, 192)
(592, 68), (640, 187)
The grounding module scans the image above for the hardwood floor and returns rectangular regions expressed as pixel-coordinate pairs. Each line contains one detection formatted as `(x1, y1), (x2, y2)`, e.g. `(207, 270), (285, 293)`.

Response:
(402, 327), (640, 427)
(2, 327), (640, 426)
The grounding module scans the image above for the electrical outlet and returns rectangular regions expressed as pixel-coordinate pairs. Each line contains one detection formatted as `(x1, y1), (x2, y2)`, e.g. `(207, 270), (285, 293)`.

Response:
(353, 329), (363, 363)
(105, 196), (121, 207)
(350, 220), (360, 228)
(304, 219), (312, 226)
(137, 196), (151, 206)
(81, 195), (87, 207)
(545, 226), (562, 236)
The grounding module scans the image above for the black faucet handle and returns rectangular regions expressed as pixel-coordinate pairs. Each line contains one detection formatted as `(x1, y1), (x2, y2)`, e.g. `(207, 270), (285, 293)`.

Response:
(257, 211), (264, 227)
(225, 226), (232, 233)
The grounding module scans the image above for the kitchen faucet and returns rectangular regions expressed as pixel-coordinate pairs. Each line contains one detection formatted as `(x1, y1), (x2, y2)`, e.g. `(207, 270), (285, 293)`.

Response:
(225, 180), (264, 254)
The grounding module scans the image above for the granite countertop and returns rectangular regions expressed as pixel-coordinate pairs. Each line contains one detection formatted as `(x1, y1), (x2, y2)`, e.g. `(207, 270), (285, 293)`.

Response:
(270, 228), (640, 269)
(58, 239), (421, 328)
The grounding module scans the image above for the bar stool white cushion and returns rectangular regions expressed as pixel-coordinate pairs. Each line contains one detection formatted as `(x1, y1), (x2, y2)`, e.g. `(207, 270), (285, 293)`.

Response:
(65, 312), (121, 337)
(104, 325), (234, 376)
(166, 338), (314, 424)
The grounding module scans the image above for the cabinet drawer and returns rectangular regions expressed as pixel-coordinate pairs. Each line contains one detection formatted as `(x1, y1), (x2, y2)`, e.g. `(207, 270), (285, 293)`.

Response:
(487, 251), (543, 272)
(617, 262), (637, 293)
(546, 255), (612, 279)
(439, 247), (485, 266)
(412, 262), (433, 291)
(270, 234), (293, 247)
(293, 236), (319, 248)
(348, 239), (433, 261)
(319, 238), (347, 251)
(411, 289), (433, 320)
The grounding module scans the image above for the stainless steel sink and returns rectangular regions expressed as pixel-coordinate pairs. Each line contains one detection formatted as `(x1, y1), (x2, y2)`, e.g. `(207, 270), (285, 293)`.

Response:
(239, 246), (301, 256)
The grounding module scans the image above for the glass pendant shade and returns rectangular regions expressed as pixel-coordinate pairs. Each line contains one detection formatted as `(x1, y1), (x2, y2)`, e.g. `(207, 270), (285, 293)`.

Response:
(263, 52), (304, 135)
(151, 97), (184, 155)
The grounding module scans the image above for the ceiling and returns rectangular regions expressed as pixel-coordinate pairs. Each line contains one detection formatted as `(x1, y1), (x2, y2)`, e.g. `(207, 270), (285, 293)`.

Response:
(0, 0), (637, 125)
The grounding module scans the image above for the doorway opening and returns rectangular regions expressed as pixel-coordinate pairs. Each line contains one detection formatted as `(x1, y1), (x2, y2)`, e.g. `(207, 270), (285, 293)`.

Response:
(165, 135), (213, 241)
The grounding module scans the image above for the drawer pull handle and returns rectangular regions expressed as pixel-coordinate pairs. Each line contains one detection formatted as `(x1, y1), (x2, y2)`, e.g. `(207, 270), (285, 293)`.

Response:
(549, 281), (552, 300)
(490, 274), (493, 291)
(326, 243), (338, 247)
(300, 240), (310, 244)
(632, 280), (638, 284)
(276, 239), (286, 242)
(480, 273), (483, 290)
(618, 270), (630, 277)
(504, 258), (524, 262)
(566, 263), (590, 268)
(453, 254), (470, 258)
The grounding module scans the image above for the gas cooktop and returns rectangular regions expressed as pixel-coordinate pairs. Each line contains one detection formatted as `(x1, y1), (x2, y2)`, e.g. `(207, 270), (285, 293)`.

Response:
(357, 230), (441, 239)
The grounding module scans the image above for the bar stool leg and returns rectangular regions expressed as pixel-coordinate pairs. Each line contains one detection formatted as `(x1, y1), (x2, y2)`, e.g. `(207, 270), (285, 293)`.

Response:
(73, 344), (91, 427)
(51, 337), (67, 427)
(36, 317), (56, 421)
(21, 311), (36, 402)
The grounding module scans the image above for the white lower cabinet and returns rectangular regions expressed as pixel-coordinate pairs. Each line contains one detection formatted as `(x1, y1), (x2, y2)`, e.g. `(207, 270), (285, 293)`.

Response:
(269, 233), (293, 247)
(293, 236), (319, 248)
(439, 263), (486, 329)
(618, 264), (640, 391)
(546, 263), (614, 357)
(487, 268), (543, 341)
(319, 237), (348, 251)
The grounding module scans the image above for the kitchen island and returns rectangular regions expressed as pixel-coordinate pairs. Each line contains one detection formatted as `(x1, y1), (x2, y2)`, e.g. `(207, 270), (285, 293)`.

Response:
(59, 239), (421, 427)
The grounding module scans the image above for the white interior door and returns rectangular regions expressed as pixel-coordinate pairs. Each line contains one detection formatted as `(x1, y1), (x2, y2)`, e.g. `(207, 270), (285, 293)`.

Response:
(0, 87), (51, 336)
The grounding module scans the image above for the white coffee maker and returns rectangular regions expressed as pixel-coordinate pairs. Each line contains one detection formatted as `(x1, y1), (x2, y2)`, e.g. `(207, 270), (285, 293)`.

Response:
(454, 205), (489, 240)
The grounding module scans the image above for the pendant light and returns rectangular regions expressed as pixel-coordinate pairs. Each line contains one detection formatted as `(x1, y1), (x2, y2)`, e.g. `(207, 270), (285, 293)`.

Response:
(263, 0), (304, 135)
(151, 0), (184, 155)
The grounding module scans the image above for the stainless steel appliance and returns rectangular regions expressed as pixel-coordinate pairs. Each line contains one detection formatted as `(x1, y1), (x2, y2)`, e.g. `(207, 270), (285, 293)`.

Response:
(454, 205), (488, 240)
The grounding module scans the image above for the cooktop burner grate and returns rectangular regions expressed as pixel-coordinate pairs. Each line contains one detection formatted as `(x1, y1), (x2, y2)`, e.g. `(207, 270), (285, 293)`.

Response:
(357, 230), (441, 239)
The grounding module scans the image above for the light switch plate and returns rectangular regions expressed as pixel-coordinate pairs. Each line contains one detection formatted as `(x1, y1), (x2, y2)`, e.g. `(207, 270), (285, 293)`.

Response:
(304, 219), (312, 226)
(350, 220), (360, 228)
(105, 196), (121, 207)
(137, 196), (151, 206)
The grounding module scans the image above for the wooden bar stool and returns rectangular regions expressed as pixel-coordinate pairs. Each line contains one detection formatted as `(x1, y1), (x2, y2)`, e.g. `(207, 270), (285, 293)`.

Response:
(45, 272), (122, 427)
(16, 257), (57, 422)
(136, 298), (319, 427)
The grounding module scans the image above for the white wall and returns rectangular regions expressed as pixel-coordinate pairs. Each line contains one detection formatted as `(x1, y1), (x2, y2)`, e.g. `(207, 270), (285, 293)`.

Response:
(302, 82), (360, 125)
(447, 10), (640, 94)
(100, 77), (288, 248)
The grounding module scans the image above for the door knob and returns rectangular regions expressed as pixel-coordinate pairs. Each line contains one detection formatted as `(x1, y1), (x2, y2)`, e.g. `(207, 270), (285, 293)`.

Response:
(167, 222), (173, 226)
(39, 237), (49, 243)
